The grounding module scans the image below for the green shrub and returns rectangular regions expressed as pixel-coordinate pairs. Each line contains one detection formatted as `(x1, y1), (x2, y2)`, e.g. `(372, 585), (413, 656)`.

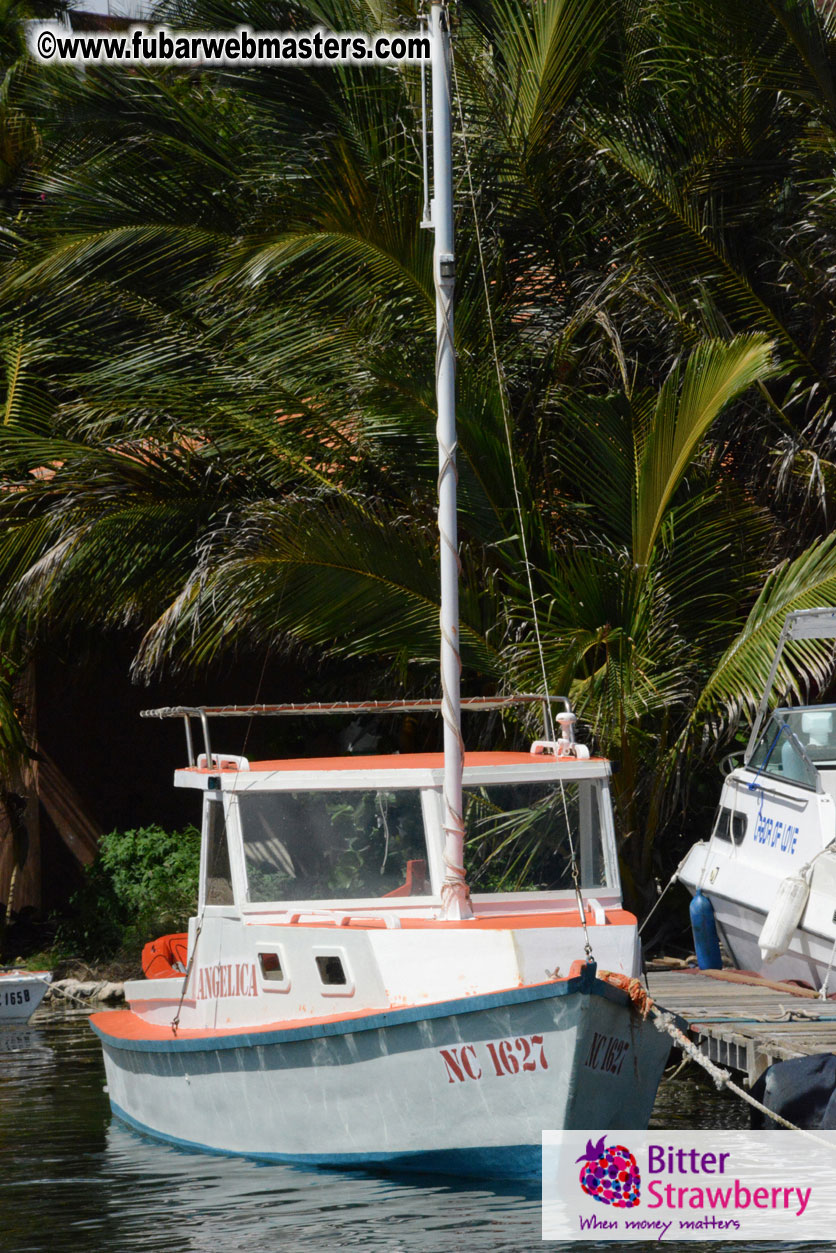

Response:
(58, 824), (200, 961)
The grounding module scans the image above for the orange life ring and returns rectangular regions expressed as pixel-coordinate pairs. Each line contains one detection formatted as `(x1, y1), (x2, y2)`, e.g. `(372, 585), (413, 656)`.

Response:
(142, 932), (189, 980)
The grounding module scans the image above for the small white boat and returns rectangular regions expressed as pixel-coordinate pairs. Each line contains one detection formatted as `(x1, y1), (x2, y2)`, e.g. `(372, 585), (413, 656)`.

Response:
(90, 1), (669, 1177)
(680, 606), (836, 989)
(91, 714), (670, 1177)
(0, 969), (52, 1022)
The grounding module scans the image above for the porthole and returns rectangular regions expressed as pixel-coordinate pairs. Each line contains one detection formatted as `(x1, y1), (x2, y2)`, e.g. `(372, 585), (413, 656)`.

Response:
(258, 952), (284, 981)
(256, 949), (290, 993)
(316, 955), (347, 986)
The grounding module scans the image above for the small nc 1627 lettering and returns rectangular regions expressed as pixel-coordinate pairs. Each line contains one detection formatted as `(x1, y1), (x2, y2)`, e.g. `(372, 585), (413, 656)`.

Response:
(438, 1034), (549, 1084)
(583, 1030), (630, 1075)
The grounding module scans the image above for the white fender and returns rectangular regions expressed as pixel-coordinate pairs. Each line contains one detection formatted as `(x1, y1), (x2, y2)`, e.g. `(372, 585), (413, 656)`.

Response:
(758, 871), (810, 963)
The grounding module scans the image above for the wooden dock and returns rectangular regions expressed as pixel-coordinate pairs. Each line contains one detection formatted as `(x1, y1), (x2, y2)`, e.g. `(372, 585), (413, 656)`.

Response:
(646, 967), (836, 1085)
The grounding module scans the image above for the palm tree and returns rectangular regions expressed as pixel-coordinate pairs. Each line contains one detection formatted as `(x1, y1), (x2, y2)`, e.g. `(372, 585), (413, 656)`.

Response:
(3, 0), (836, 906)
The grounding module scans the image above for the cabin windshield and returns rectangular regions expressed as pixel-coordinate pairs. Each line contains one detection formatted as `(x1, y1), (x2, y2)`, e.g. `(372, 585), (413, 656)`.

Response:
(464, 780), (612, 890)
(747, 708), (836, 788)
(237, 789), (429, 903)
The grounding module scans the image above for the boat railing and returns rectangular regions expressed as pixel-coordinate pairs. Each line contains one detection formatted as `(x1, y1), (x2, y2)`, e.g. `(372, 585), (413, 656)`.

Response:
(720, 751), (743, 776)
(141, 694), (573, 769)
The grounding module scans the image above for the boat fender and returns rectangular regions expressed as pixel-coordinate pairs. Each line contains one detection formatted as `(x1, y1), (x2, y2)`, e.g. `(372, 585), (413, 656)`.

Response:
(142, 933), (189, 980)
(757, 871), (810, 964)
(689, 889), (723, 970)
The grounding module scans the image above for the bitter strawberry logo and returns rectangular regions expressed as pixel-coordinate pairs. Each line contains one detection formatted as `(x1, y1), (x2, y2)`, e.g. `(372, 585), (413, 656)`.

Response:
(576, 1136), (641, 1208)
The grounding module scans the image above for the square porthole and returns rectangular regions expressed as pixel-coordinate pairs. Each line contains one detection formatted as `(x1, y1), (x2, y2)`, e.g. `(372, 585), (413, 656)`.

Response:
(313, 949), (355, 997)
(257, 950), (289, 992)
(316, 955), (346, 985)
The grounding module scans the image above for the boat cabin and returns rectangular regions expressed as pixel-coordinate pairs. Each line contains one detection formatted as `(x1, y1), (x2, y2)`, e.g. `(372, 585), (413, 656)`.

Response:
(127, 700), (642, 1030)
(678, 608), (836, 987)
(179, 750), (621, 918)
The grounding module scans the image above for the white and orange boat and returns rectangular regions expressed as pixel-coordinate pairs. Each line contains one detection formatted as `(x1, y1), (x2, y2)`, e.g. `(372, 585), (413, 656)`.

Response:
(90, 1), (669, 1177)
(91, 703), (669, 1177)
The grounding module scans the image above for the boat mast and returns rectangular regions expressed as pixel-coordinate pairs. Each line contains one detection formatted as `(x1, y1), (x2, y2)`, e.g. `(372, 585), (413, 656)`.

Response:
(430, 0), (472, 920)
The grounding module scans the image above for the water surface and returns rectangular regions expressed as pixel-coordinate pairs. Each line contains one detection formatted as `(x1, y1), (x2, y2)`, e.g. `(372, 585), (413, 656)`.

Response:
(0, 1012), (829, 1252)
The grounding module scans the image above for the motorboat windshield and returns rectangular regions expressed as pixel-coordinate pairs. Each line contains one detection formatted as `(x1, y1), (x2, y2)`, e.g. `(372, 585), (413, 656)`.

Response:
(745, 707), (836, 789)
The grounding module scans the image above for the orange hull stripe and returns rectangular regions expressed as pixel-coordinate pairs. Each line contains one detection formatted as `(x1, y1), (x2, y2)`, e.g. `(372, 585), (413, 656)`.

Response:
(91, 975), (575, 1043)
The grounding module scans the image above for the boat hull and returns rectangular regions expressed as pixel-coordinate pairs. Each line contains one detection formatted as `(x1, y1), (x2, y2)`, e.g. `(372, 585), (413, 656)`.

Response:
(698, 890), (834, 988)
(92, 970), (670, 1180)
(679, 831), (836, 989)
(0, 971), (51, 1022)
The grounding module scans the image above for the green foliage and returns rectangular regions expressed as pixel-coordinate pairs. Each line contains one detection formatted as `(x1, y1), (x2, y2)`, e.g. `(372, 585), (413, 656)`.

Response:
(59, 824), (200, 960)
(3, 0), (836, 909)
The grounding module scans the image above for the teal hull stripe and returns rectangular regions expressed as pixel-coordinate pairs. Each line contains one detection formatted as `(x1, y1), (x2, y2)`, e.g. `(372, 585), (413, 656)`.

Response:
(92, 963), (626, 1054)
(109, 1100), (541, 1179)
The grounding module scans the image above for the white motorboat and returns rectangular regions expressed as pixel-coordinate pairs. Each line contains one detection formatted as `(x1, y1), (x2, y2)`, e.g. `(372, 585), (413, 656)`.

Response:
(0, 969), (52, 1022)
(90, 0), (670, 1177)
(679, 606), (836, 990)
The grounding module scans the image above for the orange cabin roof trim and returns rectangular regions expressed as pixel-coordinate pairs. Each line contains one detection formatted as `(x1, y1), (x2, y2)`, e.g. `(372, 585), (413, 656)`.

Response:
(185, 750), (607, 774)
(267, 908), (637, 930)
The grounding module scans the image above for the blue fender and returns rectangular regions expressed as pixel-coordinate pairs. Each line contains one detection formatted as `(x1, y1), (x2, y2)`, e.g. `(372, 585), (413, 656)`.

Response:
(689, 889), (723, 970)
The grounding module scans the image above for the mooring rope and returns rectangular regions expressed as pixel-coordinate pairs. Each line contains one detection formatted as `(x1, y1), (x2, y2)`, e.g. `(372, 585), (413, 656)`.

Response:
(639, 858), (687, 937)
(648, 1003), (836, 1151)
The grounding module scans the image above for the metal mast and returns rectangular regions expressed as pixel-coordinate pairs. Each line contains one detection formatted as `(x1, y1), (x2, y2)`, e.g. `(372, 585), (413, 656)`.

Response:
(430, 0), (472, 920)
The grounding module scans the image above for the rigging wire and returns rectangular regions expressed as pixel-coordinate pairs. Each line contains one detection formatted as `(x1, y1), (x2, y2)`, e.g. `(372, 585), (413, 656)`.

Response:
(447, 26), (592, 956)
(448, 31), (555, 747)
(419, 9), (432, 228)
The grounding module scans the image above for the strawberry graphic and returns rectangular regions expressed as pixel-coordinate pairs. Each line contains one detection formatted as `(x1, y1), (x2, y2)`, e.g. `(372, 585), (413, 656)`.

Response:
(576, 1136), (641, 1208)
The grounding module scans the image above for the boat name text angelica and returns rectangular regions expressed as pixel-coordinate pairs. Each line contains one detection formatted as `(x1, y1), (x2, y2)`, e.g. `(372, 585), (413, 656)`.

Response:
(196, 961), (258, 999)
(438, 1034), (549, 1084)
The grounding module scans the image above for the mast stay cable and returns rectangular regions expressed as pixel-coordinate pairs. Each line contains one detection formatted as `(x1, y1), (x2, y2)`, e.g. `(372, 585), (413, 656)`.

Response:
(447, 22), (593, 956)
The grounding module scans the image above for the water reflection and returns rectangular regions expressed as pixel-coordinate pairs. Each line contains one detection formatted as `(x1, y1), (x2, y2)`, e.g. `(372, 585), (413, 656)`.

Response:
(0, 1015), (832, 1253)
(99, 1127), (541, 1253)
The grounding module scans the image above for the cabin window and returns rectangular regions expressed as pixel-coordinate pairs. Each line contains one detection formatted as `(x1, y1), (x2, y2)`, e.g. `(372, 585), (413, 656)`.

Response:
(463, 780), (611, 890)
(203, 798), (234, 906)
(714, 807), (746, 845)
(237, 789), (428, 903)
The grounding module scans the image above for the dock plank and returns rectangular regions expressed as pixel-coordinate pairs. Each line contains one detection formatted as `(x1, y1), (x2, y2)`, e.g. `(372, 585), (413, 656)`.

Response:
(646, 969), (836, 1083)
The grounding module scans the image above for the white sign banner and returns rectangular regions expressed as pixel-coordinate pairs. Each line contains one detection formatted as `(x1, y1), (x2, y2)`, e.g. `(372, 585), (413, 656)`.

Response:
(542, 1130), (836, 1242)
